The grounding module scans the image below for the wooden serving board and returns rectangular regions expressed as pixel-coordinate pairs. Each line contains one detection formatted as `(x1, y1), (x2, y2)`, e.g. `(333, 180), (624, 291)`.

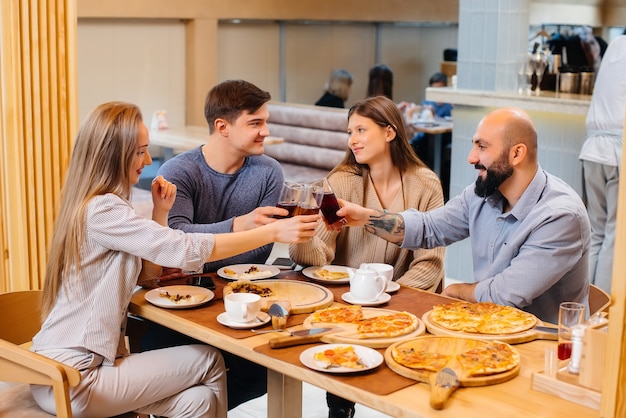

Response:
(253, 279), (334, 314)
(384, 336), (520, 386)
(422, 310), (557, 344)
(302, 308), (426, 349)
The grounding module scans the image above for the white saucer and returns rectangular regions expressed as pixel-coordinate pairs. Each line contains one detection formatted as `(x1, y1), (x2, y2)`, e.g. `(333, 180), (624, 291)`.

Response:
(216, 311), (271, 329)
(341, 292), (391, 306)
(386, 281), (400, 293)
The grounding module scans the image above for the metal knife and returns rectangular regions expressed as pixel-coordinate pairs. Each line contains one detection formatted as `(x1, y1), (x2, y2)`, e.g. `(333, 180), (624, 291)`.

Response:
(269, 327), (334, 349)
(533, 325), (558, 340)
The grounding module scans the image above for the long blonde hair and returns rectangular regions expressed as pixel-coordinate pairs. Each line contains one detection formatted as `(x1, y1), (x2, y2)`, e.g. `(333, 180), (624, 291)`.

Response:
(41, 102), (143, 317)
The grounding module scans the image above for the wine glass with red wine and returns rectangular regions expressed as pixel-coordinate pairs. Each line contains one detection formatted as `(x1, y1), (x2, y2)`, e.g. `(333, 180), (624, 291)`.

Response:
(312, 178), (346, 229)
(295, 183), (322, 216)
(275, 182), (303, 218)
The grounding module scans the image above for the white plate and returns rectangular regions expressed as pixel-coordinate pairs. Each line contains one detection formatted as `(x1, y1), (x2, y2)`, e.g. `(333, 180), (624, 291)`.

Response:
(217, 264), (280, 281)
(302, 265), (355, 284)
(145, 285), (213, 309)
(386, 281), (400, 293)
(299, 343), (383, 373)
(341, 292), (391, 307)
(216, 311), (271, 329)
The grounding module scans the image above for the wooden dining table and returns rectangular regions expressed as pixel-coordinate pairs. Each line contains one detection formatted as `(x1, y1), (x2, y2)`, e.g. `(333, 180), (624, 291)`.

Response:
(128, 270), (599, 418)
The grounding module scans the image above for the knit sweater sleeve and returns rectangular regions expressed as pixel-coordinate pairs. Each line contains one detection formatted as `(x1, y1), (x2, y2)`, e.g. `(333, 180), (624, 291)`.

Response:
(395, 168), (445, 291)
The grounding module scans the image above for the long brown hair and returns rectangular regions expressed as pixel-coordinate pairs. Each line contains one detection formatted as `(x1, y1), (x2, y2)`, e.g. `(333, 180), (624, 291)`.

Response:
(41, 102), (143, 317)
(366, 64), (394, 100)
(331, 96), (426, 178)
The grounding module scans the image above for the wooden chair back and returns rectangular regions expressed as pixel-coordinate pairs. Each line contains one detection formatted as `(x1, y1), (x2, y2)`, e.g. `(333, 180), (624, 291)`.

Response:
(588, 284), (611, 316)
(0, 290), (80, 418)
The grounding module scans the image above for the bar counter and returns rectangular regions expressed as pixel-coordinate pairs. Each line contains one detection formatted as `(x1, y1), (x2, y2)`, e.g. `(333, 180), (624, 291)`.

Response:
(426, 87), (591, 115)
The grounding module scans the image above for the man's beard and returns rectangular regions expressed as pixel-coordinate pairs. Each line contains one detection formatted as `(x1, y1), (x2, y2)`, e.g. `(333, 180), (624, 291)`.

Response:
(474, 153), (513, 198)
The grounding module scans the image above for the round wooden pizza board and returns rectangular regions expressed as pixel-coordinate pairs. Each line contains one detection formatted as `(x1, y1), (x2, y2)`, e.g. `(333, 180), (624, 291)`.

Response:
(303, 307), (426, 349)
(249, 279), (334, 314)
(422, 310), (555, 344)
(384, 336), (520, 387)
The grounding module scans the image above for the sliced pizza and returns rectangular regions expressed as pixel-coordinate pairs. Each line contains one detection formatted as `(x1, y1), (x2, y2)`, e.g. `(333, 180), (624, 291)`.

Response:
(356, 311), (419, 339)
(310, 305), (363, 324)
(456, 341), (520, 376)
(391, 346), (452, 372)
(314, 268), (350, 281)
(223, 280), (273, 297)
(313, 345), (365, 369)
(429, 301), (537, 335)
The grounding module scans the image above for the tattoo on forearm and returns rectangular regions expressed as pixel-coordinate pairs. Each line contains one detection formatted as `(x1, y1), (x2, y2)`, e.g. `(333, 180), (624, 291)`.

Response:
(364, 212), (405, 244)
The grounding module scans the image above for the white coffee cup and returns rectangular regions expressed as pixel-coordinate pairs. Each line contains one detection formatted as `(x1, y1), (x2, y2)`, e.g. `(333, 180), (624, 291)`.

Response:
(224, 293), (261, 323)
(350, 266), (387, 302)
(362, 263), (393, 283)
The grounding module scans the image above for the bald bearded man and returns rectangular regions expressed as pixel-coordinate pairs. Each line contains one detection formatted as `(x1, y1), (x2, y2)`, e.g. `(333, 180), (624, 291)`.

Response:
(337, 108), (590, 323)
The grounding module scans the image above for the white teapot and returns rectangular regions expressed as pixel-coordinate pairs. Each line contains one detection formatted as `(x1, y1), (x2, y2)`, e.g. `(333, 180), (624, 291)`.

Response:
(349, 264), (387, 302)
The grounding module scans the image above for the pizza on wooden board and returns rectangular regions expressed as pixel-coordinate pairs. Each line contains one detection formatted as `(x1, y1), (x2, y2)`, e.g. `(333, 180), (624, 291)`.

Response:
(223, 280), (273, 297)
(391, 339), (519, 376)
(310, 306), (419, 339)
(429, 301), (537, 334)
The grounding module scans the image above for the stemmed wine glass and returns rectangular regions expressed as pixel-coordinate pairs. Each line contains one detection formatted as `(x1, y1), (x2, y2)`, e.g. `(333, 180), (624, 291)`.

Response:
(529, 47), (548, 95)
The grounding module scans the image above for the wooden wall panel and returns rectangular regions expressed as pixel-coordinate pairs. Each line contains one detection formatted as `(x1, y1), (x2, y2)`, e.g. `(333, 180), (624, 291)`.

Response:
(0, 0), (76, 292)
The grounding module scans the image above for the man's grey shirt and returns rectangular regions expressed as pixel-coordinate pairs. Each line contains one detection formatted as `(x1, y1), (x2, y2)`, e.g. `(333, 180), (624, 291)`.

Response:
(158, 146), (283, 271)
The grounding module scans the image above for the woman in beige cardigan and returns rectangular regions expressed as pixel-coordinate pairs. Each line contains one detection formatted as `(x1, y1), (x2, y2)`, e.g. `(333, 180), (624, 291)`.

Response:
(290, 95), (445, 292)
(290, 94), (445, 418)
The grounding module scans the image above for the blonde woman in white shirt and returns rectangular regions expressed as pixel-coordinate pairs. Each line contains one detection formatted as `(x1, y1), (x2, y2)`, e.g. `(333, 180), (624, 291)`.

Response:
(30, 101), (319, 418)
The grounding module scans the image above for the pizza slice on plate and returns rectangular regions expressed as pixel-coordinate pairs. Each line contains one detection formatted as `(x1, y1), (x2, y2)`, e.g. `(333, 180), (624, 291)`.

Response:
(315, 268), (350, 281)
(313, 345), (365, 369)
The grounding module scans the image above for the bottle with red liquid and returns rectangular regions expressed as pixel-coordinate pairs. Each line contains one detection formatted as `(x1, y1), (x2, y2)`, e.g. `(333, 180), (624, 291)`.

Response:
(315, 178), (346, 229)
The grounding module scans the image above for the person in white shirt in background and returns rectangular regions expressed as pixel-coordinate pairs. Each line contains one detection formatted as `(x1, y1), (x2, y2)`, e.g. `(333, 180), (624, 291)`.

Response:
(579, 35), (626, 293)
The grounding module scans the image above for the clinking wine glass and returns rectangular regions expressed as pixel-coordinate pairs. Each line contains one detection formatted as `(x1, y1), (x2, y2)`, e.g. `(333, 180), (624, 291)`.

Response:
(275, 181), (303, 218)
(313, 178), (346, 229)
(295, 184), (322, 216)
(529, 44), (548, 95)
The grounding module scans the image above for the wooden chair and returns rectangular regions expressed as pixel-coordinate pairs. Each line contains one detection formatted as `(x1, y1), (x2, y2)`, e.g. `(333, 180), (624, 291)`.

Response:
(0, 290), (80, 417)
(0, 290), (149, 418)
(588, 284), (611, 316)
